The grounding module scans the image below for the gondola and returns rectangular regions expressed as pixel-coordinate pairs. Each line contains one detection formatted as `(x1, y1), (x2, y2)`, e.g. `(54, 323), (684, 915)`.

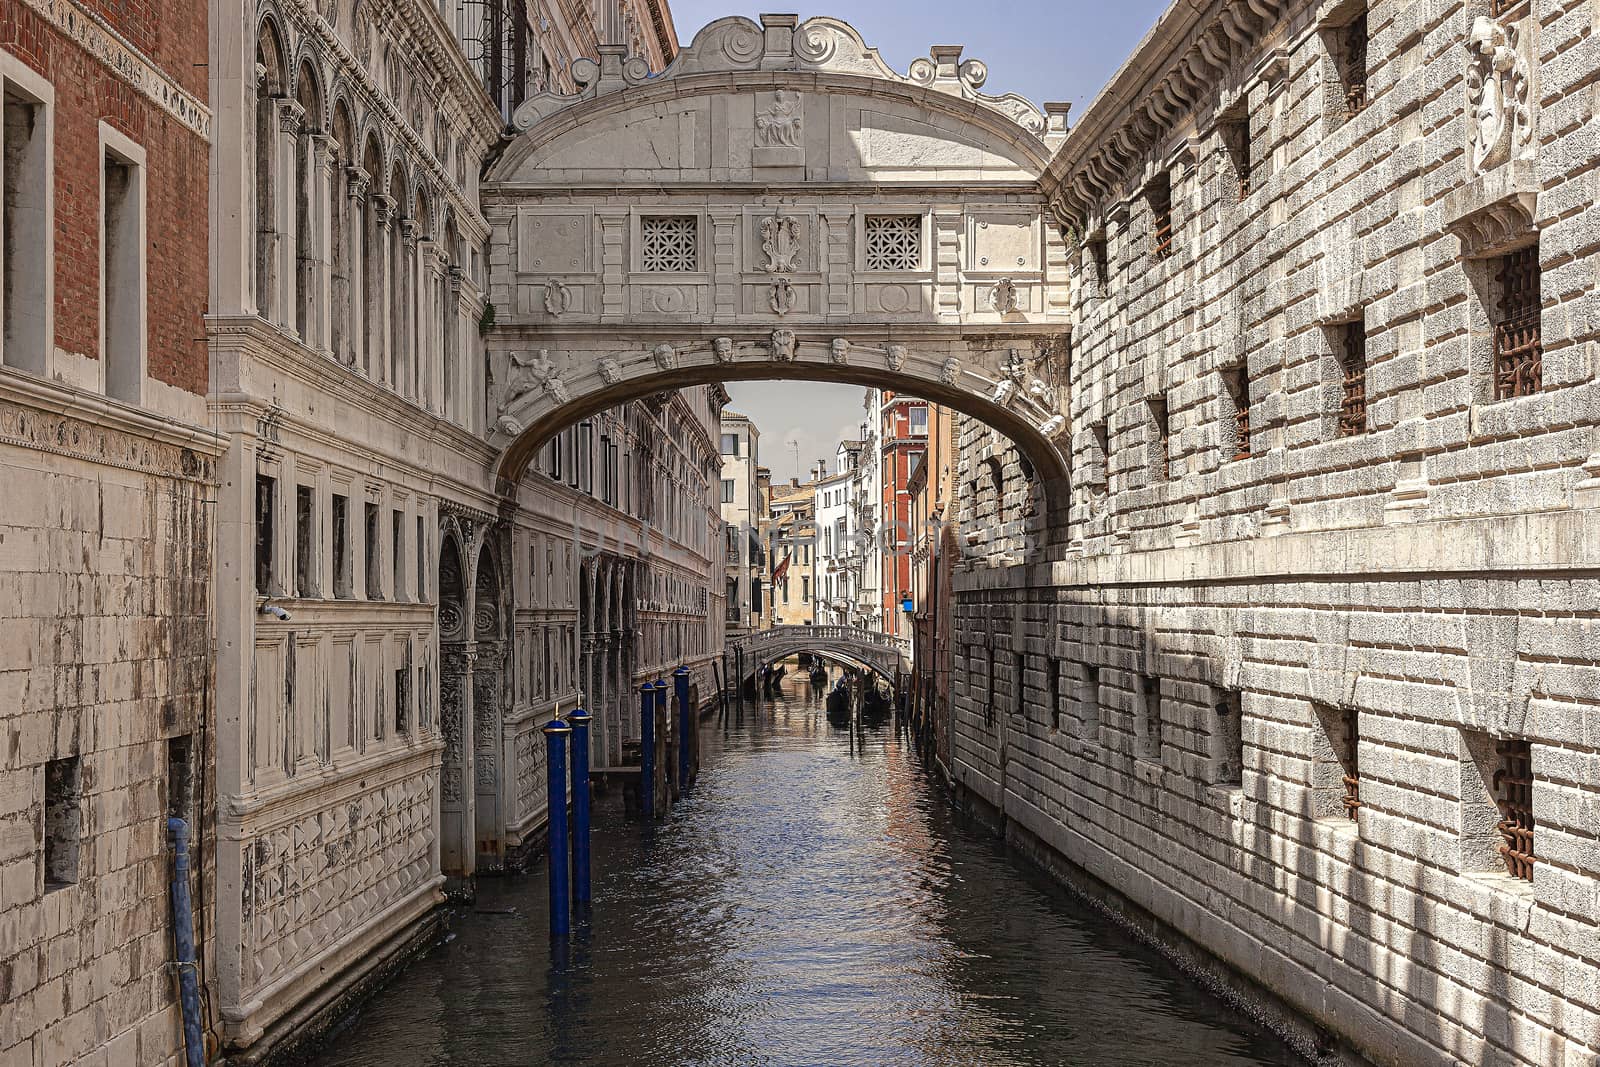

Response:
(861, 682), (891, 721)
(809, 665), (828, 689)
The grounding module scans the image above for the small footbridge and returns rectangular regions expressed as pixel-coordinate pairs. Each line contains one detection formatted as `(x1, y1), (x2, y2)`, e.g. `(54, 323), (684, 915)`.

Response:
(727, 625), (911, 685)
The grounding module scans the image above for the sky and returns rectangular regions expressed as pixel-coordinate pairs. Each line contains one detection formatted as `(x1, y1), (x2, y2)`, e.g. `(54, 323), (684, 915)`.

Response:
(669, 0), (1171, 481)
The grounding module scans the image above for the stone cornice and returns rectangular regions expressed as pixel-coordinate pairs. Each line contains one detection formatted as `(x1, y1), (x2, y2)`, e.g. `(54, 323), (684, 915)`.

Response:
(1042, 0), (1291, 233)
(0, 369), (223, 482)
(19, 0), (211, 138)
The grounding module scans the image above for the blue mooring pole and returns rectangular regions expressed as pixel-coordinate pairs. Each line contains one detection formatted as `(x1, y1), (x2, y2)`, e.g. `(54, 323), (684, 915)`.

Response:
(653, 680), (670, 795)
(543, 719), (572, 938)
(639, 682), (656, 819)
(674, 667), (692, 789)
(567, 709), (592, 907)
(166, 817), (204, 1067)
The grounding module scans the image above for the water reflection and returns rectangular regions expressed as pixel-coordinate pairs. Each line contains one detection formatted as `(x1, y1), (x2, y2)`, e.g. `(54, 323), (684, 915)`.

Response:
(306, 666), (1301, 1067)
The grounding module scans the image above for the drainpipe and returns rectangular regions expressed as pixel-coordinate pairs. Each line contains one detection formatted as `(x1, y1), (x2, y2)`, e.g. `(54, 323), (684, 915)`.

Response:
(167, 817), (205, 1067)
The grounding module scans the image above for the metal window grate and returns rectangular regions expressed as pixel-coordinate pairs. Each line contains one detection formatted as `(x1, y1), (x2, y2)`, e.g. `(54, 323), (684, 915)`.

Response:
(1493, 246), (1541, 399)
(1343, 15), (1368, 116)
(1489, 0), (1529, 17)
(864, 215), (922, 271)
(1225, 119), (1251, 199)
(1340, 708), (1361, 820)
(1148, 396), (1170, 479)
(1339, 321), (1368, 436)
(1494, 739), (1535, 881)
(1149, 178), (1174, 259)
(1226, 368), (1251, 460)
(640, 216), (699, 272)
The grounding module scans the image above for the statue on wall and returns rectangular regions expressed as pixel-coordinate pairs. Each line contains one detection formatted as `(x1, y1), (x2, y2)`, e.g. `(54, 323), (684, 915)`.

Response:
(1466, 15), (1533, 176)
(497, 350), (568, 434)
(755, 89), (803, 148)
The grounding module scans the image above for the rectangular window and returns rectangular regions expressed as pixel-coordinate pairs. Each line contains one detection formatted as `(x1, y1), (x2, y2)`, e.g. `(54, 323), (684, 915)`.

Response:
(1224, 367), (1252, 460)
(1138, 675), (1161, 760)
(1312, 704), (1360, 822)
(1091, 420), (1111, 493)
(1495, 738), (1535, 881)
(1013, 653), (1026, 719)
(294, 485), (315, 598)
(863, 214), (922, 271)
(909, 407), (928, 436)
(985, 646), (996, 725)
(416, 516), (426, 600)
(1222, 116), (1252, 201)
(720, 433), (739, 455)
(332, 494), (352, 599)
(801, 575), (810, 600)
(721, 479), (735, 504)
(395, 666), (410, 736)
(1492, 245), (1541, 400)
(546, 435), (562, 480)
(44, 755), (82, 890)
(1081, 664), (1101, 737)
(564, 428), (578, 488)
(1339, 319), (1368, 436)
(365, 501), (381, 599)
(102, 145), (144, 403)
(1049, 659), (1062, 731)
(1214, 689), (1244, 787)
(1147, 395), (1170, 481)
(392, 509), (404, 601)
(640, 215), (699, 272)
(255, 474), (276, 595)
(2, 85), (49, 374)
(1088, 237), (1109, 294)
(1147, 173), (1174, 260)
(167, 734), (194, 822)
(578, 422), (594, 494)
(1341, 13), (1369, 118)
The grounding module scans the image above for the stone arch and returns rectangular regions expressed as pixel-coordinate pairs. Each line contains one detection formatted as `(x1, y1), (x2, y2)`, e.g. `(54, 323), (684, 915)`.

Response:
(436, 530), (471, 882)
(388, 158), (414, 397)
(253, 17), (289, 319)
(358, 132), (383, 379)
(329, 99), (357, 365)
(471, 541), (506, 867)
(292, 59), (323, 343)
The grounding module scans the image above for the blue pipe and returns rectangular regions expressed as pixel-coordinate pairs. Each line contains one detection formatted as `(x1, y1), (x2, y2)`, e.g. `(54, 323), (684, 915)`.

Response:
(639, 683), (656, 819)
(653, 680), (670, 796)
(167, 817), (205, 1067)
(674, 667), (692, 789)
(543, 719), (572, 938)
(567, 709), (592, 907)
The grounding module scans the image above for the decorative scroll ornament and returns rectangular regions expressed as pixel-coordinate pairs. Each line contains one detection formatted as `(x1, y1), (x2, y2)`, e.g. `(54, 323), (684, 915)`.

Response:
(1466, 16), (1533, 176)
(885, 344), (907, 372)
(771, 329), (798, 361)
(652, 343), (677, 370)
(598, 358), (623, 384)
(830, 338), (851, 365)
(940, 357), (962, 385)
(759, 213), (802, 272)
(543, 279), (572, 317)
(755, 89), (803, 147)
(989, 277), (1021, 314)
(770, 278), (795, 316)
(712, 337), (737, 363)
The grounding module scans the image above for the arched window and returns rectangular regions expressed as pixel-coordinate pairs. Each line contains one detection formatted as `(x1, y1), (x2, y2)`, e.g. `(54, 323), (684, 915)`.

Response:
(440, 211), (459, 422)
(412, 188), (432, 406)
(329, 103), (355, 364)
(360, 136), (383, 379)
(388, 162), (408, 396)
(254, 23), (287, 320)
(293, 62), (322, 343)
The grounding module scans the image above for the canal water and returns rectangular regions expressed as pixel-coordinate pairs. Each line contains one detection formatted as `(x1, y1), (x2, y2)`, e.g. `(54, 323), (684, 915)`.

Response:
(305, 667), (1303, 1067)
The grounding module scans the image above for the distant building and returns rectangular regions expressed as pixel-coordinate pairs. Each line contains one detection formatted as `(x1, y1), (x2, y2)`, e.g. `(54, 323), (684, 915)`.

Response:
(908, 403), (960, 770)
(719, 412), (762, 628)
(768, 477), (820, 625)
(878, 392), (929, 636)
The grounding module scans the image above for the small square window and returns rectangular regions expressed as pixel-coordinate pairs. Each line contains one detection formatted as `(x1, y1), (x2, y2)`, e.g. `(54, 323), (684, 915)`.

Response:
(864, 215), (922, 271)
(640, 216), (698, 272)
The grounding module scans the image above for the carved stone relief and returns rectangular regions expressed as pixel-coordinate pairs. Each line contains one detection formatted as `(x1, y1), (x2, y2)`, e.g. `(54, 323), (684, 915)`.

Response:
(544, 279), (572, 316)
(770, 329), (797, 361)
(1466, 16), (1533, 176)
(759, 212), (803, 272)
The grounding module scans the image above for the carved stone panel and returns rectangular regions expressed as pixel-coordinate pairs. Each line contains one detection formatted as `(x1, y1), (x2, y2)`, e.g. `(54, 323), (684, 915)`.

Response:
(516, 212), (593, 274)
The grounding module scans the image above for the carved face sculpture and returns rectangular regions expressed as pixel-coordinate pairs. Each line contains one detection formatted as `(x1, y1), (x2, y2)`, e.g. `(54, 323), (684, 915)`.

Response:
(885, 344), (907, 372)
(940, 357), (961, 386)
(598, 358), (623, 385)
(652, 343), (677, 370)
(771, 329), (797, 361)
(712, 337), (736, 363)
(830, 338), (850, 364)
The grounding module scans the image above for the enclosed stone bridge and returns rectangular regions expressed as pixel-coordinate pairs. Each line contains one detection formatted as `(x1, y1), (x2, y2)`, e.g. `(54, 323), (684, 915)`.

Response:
(729, 624), (910, 684)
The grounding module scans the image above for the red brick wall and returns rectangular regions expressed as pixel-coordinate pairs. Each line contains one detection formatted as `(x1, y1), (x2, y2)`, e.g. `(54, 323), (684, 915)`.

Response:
(1, 0), (209, 396)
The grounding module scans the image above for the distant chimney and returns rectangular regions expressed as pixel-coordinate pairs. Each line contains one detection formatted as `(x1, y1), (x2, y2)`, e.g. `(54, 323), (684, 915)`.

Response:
(791, 477), (799, 487)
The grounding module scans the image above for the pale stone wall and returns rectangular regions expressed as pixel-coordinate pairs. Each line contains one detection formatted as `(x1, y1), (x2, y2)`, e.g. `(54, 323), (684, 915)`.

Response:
(950, 1), (1600, 1064)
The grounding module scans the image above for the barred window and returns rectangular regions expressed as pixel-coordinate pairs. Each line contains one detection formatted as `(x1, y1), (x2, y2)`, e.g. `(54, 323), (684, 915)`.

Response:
(1494, 738), (1535, 881)
(1224, 367), (1252, 460)
(640, 215), (698, 272)
(1223, 117), (1252, 200)
(1342, 14), (1369, 117)
(1087, 237), (1109, 292)
(1339, 319), (1368, 436)
(863, 214), (922, 271)
(1147, 395), (1171, 480)
(1147, 173), (1174, 260)
(1492, 245), (1541, 400)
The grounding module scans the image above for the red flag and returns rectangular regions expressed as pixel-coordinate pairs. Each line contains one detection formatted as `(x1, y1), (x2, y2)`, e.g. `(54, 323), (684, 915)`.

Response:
(772, 552), (791, 583)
